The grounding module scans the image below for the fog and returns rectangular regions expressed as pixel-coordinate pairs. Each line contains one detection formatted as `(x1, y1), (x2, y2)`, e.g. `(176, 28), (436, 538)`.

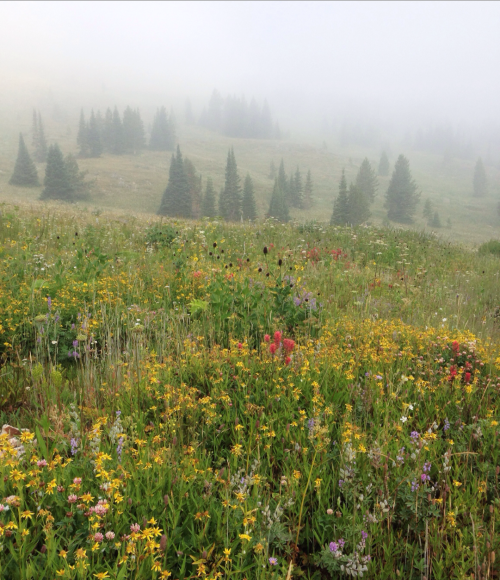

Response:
(1, 1), (500, 143)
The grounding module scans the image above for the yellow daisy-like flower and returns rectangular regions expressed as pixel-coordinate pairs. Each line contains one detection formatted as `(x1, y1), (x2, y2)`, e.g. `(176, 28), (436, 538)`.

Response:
(151, 561), (162, 572)
(93, 573), (110, 579)
(160, 571), (172, 579)
(239, 533), (252, 541)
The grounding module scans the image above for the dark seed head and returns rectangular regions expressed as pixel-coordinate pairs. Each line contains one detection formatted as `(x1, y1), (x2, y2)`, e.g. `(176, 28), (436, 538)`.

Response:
(213, 242), (217, 248)
(278, 259), (282, 266)
(263, 246), (268, 255)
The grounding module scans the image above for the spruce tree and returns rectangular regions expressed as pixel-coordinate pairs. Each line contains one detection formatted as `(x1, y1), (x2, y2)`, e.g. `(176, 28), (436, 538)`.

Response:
(111, 107), (124, 154)
(102, 108), (114, 152)
(219, 148), (242, 221)
(268, 178), (289, 222)
(201, 177), (217, 218)
(157, 146), (191, 218)
(9, 133), (39, 187)
(87, 110), (102, 157)
(184, 158), (201, 219)
(32, 110), (48, 162)
(348, 183), (370, 225)
(385, 154), (420, 223)
(355, 158), (378, 202)
(423, 198), (433, 220)
(473, 158), (488, 197)
(65, 154), (92, 200)
(430, 212), (442, 228)
(77, 110), (89, 157)
(242, 174), (257, 220)
(40, 144), (73, 201)
(330, 169), (350, 225)
(150, 106), (175, 151)
(123, 107), (145, 154)
(32, 110), (39, 155)
(303, 170), (313, 209)
(277, 160), (289, 203)
(378, 151), (390, 176)
(293, 167), (304, 208)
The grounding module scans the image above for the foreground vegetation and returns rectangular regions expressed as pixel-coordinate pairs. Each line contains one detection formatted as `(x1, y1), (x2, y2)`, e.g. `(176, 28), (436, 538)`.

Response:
(0, 202), (499, 579)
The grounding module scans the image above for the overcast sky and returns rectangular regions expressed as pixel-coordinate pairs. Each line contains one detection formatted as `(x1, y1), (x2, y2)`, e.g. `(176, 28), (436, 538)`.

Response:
(1, 1), (500, 126)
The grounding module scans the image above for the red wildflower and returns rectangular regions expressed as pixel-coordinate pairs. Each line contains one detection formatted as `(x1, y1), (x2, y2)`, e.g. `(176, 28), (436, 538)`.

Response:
(285, 356), (291, 365)
(465, 372), (471, 383)
(452, 341), (460, 353)
(274, 331), (282, 346)
(237, 342), (243, 349)
(283, 338), (295, 353)
(264, 334), (270, 343)
(269, 343), (277, 355)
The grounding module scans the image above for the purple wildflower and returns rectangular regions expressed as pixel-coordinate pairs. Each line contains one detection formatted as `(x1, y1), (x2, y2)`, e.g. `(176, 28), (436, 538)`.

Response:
(117, 437), (124, 462)
(269, 557), (278, 566)
(329, 542), (339, 553)
(70, 438), (79, 456)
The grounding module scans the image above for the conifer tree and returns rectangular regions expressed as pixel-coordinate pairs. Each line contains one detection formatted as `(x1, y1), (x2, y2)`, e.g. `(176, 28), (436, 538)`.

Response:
(473, 158), (488, 197)
(293, 167), (303, 208)
(102, 108), (114, 152)
(65, 154), (92, 200)
(32, 110), (48, 162)
(277, 160), (289, 203)
(184, 158), (201, 219)
(77, 110), (89, 157)
(385, 154), (420, 223)
(123, 107), (145, 154)
(242, 174), (257, 220)
(201, 177), (217, 218)
(150, 106), (175, 151)
(268, 178), (289, 222)
(355, 158), (378, 202)
(423, 198), (433, 221)
(32, 110), (39, 153)
(268, 160), (276, 180)
(157, 146), (191, 218)
(111, 107), (124, 154)
(9, 133), (39, 187)
(87, 110), (102, 157)
(218, 148), (242, 221)
(378, 151), (390, 176)
(40, 143), (73, 201)
(430, 212), (442, 228)
(348, 183), (370, 225)
(330, 169), (350, 225)
(303, 170), (313, 209)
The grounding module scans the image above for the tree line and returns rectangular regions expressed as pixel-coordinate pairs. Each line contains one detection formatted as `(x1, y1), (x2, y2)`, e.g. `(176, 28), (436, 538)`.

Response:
(158, 147), (258, 221)
(331, 153), (420, 225)
(77, 106), (175, 158)
(199, 90), (281, 139)
(157, 148), (315, 223)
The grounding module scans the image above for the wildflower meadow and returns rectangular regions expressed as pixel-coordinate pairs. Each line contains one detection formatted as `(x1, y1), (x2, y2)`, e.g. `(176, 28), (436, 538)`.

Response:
(0, 202), (499, 579)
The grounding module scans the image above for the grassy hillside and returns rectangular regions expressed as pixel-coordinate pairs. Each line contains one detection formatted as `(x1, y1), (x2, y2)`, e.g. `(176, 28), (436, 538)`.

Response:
(1, 112), (500, 246)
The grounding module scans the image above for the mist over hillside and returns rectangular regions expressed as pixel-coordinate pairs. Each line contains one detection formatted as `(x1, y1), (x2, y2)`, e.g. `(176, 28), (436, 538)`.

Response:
(1, 2), (500, 244)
